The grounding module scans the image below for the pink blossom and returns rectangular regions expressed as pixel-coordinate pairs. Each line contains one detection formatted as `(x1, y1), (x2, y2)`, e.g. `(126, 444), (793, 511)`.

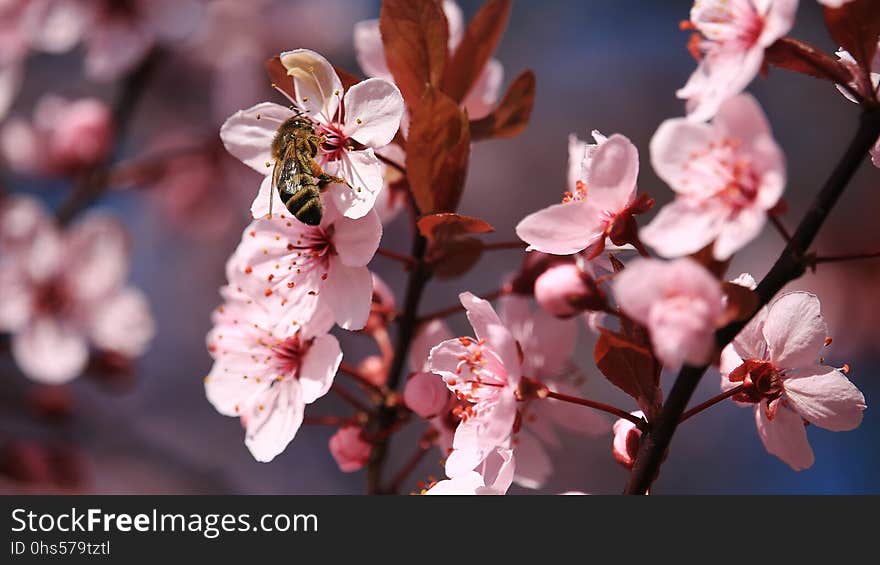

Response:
(409, 319), (455, 453)
(500, 295), (609, 488)
(612, 411), (644, 469)
(328, 426), (372, 472)
(404, 371), (450, 419)
(818, 0), (854, 6)
(720, 292), (866, 470)
(220, 49), (404, 221)
(226, 203), (382, 331)
(354, 0), (503, 121)
(205, 286), (341, 463)
(424, 445), (515, 496)
(613, 258), (725, 367)
(641, 94), (786, 260)
(516, 132), (651, 257)
(678, 0), (797, 121)
(0, 196), (154, 384)
(428, 293), (522, 471)
(533, 262), (602, 318)
(0, 95), (113, 176)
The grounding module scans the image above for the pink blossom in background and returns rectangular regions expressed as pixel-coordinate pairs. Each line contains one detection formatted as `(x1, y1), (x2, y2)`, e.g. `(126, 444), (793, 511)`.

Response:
(612, 410), (645, 469)
(205, 286), (341, 463)
(533, 262), (600, 318)
(499, 295), (609, 489)
(354, 0), (503, 121)
(220, 49), (404, 220)
(678, 0), (797, 121)
(720, 292), (866, 470)
(424, 445), (514, 495)
(613, 258), (724, 367)
(404, 371), (450, 419)
(409, 319), (455, 454)
(0, 95), (113, 176)
(225, 202), (381, 331)
(516, 133), (650, 258)
(428, 293), (522, 474)
(0, 196), (154, 384)
(328, 426), (372, 473)
(641, 94), (786, 260)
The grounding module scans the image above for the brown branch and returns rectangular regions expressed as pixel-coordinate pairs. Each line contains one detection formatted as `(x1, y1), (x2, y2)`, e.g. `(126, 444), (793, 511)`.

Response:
(375, 247), (419, 268)
(812, 250), (880, 265)
(482, 240), (527, 251)
(624, 107), (880, 495)
(768, 212), (792, 243)
(386, 438), (433, 494)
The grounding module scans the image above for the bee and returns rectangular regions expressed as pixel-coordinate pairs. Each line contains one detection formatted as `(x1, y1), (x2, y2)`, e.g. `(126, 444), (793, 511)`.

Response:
(269, 116), (347, 226)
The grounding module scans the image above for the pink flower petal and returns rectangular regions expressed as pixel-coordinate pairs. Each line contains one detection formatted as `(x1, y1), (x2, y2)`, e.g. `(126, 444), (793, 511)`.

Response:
(244, 382), (304, 463)
(713, 207), (766, 261)
(640, 200), (723, 258)
(649, 118), (715, 196)
(325, 148), (383, 219)
(220, 102), (292, 174)
(462, 58), (503, 120)
(65, 214), (129, 302)
(250, 175), (292, 220)
(205, 353), (269, 417)
(755, 403), (814, 471)
(343, 77), (403, 148)
(12, 318), (88, 384)
(409, 319), (453, 373)
(280, 49), (342, 124)
(585, 134), (639, 213)
(784, 366), (866, 432)
(298, 334), (342, 404)
(325, 259), (372, 330)
(89, 287), (154, 357)
(513, 431), (552, 489)
(332, 209), (382, 267)
(516, 201), (603, 255)
(713, 93), (772, 149)
(762, 292), (827, 370)
(353, 19), (391, 79)
(460, 292), (520, 381)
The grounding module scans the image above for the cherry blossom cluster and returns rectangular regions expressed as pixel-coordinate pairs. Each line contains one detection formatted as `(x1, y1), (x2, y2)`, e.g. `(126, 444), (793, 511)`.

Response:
(198, 0), (877, 495)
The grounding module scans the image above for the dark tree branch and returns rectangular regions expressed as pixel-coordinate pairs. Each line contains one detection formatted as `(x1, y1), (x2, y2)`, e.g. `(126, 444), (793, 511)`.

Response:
(624, 107), (880, 495)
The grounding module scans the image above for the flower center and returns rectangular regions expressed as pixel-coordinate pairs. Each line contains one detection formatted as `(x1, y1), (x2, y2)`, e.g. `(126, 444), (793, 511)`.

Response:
(269, 333), (311, 378)
(446, 337), (509, 415)
(728, 359), (783, 404)
(691, 0), (764, 50)
(33, 279), (73, 318)
(319, 122), (351, 162)
(685, 138), (760, 210)
(562, 180), (588, 203)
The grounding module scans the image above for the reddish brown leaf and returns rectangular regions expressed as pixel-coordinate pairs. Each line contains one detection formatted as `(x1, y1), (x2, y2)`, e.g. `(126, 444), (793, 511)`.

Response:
(470, 70), (536, 141)
(432, 237), (484, 279)
(765, 38), (853, 86)
(721, 282), (759, 325)
(265, 56), (295, 101)
(824, 0), (880, 91)
(406, 87), (471, 214)
(689, 243), (730, 280)
(380, 0), (449, 111)
(440, 0), (512, 104)
(594, 332), (662, 419)
(417, 212), (494, 242)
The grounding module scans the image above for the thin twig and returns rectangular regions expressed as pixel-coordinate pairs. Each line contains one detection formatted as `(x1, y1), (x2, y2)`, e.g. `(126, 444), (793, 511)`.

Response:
(545, 390), (646, 430)
(376, 247), (418, 268)
(376, 152), (406, 175)
(768, 212), (792, 243)
(624, 108), (880, 495)
(482, 241), (527, 251)
(679, 384), (745, 423)
(812, 250), (880, 265)
(387, 440), (432, 494)
(331, 383), (370, 414)
(339, 362), (385, 396)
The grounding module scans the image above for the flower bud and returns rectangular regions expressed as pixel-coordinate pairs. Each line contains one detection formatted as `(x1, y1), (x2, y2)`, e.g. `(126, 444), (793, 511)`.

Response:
(403, 371), (449, 418)
(49, 98), (114, 173)
(612, 411), (644, 469)
(534, 263), (605, 318)
(358, 355), (388, 387)
(329, 426), (372, 472)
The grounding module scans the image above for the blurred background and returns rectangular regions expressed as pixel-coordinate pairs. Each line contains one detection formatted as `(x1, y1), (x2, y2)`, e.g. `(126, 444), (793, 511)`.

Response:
(1, 0), (877, 494)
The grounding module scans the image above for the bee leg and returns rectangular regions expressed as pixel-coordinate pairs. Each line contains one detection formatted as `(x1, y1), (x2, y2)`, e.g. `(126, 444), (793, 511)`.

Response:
(317, 173), (349, 192)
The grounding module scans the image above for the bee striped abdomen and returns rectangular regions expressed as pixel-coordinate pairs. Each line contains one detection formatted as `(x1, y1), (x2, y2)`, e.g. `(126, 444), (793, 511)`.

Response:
(286, 185), (323, 226)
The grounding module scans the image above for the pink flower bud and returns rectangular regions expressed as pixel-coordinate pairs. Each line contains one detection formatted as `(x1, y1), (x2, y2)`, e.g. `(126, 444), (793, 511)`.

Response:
(329, 426), (372, 473)
(49, 98), (113, 173)
(612, 411), (644, 469)
(358, 355), (387, 387)
(403, 371), (449, 418)
(534, 263), (604, 318)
